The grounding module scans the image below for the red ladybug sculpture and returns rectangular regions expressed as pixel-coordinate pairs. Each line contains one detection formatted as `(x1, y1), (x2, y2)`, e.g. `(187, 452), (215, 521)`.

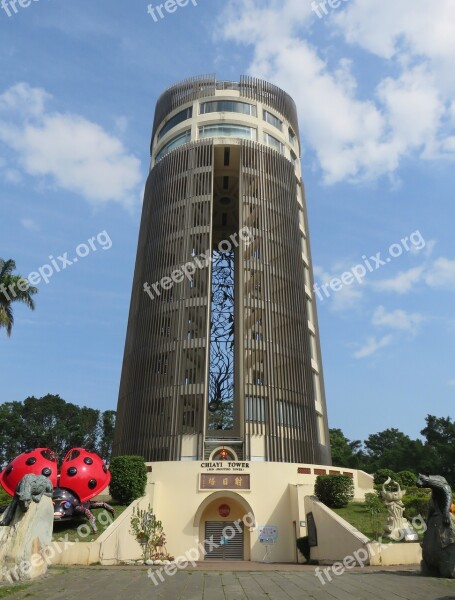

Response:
(0, 448), (114, 532)
(0, 448), (58, 495)
(59, 448), (111, 503)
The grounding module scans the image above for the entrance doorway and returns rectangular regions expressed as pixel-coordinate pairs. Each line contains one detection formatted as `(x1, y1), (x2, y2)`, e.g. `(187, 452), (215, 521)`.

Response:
(204, 521), (244, 560)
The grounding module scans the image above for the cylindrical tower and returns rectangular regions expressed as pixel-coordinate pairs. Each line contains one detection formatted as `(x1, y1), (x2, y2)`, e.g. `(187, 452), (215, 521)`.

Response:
(113, 75), (331, 465)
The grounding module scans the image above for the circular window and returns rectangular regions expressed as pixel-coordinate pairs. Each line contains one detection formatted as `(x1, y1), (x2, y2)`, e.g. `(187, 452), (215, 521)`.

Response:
(212, 448), (236, 461)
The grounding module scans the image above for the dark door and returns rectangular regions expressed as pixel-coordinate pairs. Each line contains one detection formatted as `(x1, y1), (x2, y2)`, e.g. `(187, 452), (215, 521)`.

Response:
(204, 521), (244, 560)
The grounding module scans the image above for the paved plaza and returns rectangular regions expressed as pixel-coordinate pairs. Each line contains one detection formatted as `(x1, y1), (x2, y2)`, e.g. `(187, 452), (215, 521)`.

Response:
(1, 564), (455, 600)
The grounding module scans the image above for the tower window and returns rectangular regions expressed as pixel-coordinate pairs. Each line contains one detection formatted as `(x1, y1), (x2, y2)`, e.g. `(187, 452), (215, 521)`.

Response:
(263, 110), (283, 131)
(156, 129), (191, 162)
(199, 124), (257, 141)
(246, 397), (265, 422)
(289, 128), (296, 145)
(264, 132), (285, 155)
(224, 148), (230, 166)
(158, 107), (193, 140)
(201, 100), (257, 117)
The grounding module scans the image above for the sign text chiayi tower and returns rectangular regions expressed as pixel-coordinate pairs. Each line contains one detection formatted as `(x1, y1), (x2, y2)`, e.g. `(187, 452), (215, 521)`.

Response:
(113, 75), (369, 562)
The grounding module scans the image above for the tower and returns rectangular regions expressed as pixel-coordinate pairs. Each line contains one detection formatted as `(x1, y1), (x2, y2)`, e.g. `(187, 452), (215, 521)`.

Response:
(113, 75), (331, 466)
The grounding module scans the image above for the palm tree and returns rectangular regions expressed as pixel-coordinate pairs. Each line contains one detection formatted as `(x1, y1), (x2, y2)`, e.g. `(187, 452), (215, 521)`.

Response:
(0, 259), (38, 337)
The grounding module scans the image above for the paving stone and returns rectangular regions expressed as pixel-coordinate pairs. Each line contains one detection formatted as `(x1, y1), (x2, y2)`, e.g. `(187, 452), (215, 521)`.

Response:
(1, 564), (455, 600)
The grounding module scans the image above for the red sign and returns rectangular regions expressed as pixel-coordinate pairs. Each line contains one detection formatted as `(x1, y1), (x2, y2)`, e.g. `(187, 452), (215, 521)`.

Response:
(219, 504), (231, 517)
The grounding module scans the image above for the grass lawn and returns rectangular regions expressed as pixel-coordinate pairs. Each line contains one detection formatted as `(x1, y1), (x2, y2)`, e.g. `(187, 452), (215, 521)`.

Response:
(0, 487), (11, 507)
(333, 502), (388, 541)
(333, 502), (424, 542)
(0, 583), (32, 597)
(52, 501), (129, 542)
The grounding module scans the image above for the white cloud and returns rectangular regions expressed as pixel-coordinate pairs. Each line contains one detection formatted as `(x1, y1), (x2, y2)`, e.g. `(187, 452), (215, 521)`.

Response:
(334, 0), (455, 81)
(219, 0), (455, 183)
(424, 257), (455, 290)
(0, 83), (142, 208)
(372, 306), (423, 334)
(374, 257), (455, 294)
(410, 239), (436, 258)
(374, 266), (425, 294)
(21, 218), (40, 232)
(353, 335), (393, 359)
(313, 264), (364, 311)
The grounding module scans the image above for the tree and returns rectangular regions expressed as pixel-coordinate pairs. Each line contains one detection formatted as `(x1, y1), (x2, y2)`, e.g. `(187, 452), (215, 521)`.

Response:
(421, 415), (455, 487)
(329, 428), (365, 469)
(363, 428), (426, 474)
(98, 410), (116, 463)
(0, 395), (116, 466)
(0, 258), (38, 337)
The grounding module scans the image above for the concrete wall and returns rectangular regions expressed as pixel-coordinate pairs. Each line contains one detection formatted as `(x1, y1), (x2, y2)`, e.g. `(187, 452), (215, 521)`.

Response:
(50, 542), (101, 566)
(304, 496), (422, 567)
(368, 542), (422, 566)
(99, 493), (155, 565)
(304, 496), (370, 564)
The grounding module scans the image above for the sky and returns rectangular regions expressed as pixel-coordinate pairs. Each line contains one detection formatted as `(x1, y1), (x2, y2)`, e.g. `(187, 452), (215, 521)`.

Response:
(0, 0), (454, 446)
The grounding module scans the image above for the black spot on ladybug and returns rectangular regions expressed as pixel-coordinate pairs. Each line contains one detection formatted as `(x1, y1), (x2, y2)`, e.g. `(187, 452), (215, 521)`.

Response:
(68, 467), (78, 476)
(84, 457), (93, 465)
(42, 467), (52, 477)
(5, 466), (12, 475)
(88, 479), (97, 490)
(26, 457), (37, 466)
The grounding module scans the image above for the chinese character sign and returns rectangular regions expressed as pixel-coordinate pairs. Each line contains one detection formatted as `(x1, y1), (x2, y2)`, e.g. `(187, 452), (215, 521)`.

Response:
(200, 474), (250, 490)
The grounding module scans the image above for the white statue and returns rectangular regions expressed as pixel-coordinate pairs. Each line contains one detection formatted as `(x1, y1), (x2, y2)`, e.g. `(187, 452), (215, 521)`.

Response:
(381, 477), (418, 542)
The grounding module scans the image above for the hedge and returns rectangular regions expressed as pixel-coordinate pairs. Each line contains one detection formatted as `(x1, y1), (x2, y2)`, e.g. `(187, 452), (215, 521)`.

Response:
(109, 455), (147, 504)
(315, 474), (354, 508)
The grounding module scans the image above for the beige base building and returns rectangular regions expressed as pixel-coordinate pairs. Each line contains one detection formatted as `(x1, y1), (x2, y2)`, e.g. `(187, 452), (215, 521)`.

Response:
(144, 460), (373, 563)
(51, 462), (425, 569)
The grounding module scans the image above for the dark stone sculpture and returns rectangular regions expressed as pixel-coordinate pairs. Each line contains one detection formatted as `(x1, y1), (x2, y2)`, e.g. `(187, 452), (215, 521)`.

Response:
(416, 473), (455, 578)
(0, 474), (53, 527)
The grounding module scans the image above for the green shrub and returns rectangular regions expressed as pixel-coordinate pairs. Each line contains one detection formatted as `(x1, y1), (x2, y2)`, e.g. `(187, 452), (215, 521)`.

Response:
(402, 487), (431, 520)
(109, 456), (147, 504)
(315, 475), (354, 508)
(373, 469), (397, 486)
(396, 471), (417, 487)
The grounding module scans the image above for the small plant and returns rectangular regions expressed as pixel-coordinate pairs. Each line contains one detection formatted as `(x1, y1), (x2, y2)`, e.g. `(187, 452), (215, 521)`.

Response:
(402, 487), (431, 520)
(364, 492), (385, 540)
(315, 475), (354, 508)
(129, 504), (173, 562)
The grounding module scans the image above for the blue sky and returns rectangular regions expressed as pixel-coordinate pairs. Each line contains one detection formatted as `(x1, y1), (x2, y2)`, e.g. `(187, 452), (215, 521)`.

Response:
(1, 0), (454, 445)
